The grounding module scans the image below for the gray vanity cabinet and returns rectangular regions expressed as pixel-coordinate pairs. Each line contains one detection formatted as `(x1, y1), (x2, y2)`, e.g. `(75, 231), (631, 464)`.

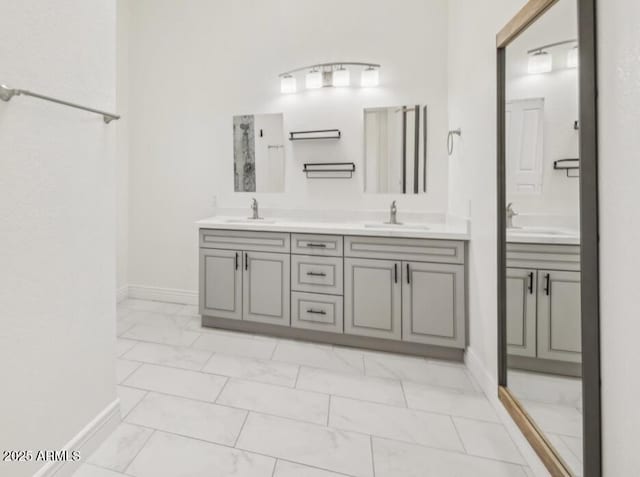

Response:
(506, 268), (537, 358)
(344, 258), (402, 340)
(200, 248), (243, 320)
(242, 251), (291, 326)
(537, 270), (582, 363)
(401, 261), (465, 348)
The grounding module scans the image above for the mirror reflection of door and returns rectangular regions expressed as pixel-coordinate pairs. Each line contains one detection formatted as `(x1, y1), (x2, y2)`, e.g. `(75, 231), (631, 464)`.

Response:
(503, 0), (583, 474)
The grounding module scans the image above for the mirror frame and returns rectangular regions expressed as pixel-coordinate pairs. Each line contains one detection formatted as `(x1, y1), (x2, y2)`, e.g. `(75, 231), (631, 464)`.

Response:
(496, 1), (601, 476)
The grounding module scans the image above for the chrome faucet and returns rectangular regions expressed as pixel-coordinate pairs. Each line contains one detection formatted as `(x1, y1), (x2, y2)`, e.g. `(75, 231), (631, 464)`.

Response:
(250, 198), (262, 220)
(506, 202), (518, 229)
(388, 200), (401, 225)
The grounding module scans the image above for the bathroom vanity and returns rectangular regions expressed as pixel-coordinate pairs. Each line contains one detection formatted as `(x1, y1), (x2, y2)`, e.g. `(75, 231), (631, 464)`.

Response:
(197, 218), (469, 359)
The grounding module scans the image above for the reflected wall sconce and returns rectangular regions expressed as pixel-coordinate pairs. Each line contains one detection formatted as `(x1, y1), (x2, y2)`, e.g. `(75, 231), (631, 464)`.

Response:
(279, 62), (380, 93)
(526, 39), (577, 75)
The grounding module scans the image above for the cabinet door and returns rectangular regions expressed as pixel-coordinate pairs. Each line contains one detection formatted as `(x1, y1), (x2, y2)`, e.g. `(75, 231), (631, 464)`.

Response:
(401, 261), (465, 348)
(344, 258), (402, 340)
(506, 268), (537, 357)
(199, 249), (242, 320)
(243, 251), (290, 326)
(537, 270), (582, 363)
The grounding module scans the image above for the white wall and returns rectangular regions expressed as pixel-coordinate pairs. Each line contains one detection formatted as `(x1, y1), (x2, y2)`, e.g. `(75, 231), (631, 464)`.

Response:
(597, 0), (640, 474)
(0, 1), (118, 476)
(124, 0), (450, 296)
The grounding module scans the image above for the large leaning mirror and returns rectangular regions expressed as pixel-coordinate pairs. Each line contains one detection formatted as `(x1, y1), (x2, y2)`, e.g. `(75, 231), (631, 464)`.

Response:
(497, 1), (600, 476)
(233, 113), (285, 193)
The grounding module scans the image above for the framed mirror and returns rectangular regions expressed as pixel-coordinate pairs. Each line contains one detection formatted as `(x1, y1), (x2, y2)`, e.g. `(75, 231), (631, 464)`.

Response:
(363, 105), (428, 194)
(496, 1), (600, 476)
(233, 113), (285, 193)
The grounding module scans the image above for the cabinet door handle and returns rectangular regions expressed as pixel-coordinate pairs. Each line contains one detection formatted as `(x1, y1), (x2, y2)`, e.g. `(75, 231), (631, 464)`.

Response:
(245, 253), (248, 271)
(235, 252), (239, 270)
(307, 309), (327, 315)
(394, 263), (398, 283)
(306, 243), (327, 248)
(544, 273), (550, 296)
(406, 263), (411, 284)
(528, 272), (534, 294)
(307, 271), (326, 277)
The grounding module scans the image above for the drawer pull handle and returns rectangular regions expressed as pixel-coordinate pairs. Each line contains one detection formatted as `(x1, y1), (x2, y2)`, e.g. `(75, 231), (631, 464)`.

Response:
(306, 243), (327, 248)
(307, 271), (327, 277)
(307, 309), (327, 315)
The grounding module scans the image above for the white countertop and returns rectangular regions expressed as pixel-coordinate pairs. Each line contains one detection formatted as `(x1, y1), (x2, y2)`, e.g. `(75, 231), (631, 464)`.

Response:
(197, 216), (470, 241)
(506, 227), (580, 245)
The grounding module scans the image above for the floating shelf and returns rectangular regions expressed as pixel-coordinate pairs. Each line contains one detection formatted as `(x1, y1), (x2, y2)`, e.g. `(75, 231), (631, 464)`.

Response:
(289, 129), (341, 141)
(303, 162), (355, 179)
(554, 158), (580, 178)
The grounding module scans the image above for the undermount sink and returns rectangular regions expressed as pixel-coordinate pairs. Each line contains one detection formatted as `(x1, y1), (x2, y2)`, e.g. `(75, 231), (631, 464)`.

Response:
(507, 227), (574, 236)
(225, 218), (277, 224)
(364, 223), (430, 231)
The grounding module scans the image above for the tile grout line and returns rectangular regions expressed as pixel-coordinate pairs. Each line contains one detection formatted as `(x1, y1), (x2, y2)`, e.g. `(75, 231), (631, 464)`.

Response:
(450, 415), (468, 454)
(399, 380), (409, 408)
(232, 411), (251, 448)
(369, 435), (377, 477)
(122, 428), (156, 475)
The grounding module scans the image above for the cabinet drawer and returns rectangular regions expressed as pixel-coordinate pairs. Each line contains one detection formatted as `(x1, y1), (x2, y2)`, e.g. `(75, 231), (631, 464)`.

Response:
(291, 255), (343, 295)
(291, 292), (343, 334)
(344, 236), (464, 264)
(506, 243), (580, 271)
(291, 234), (343, 256)
(200, 229), (290, 253)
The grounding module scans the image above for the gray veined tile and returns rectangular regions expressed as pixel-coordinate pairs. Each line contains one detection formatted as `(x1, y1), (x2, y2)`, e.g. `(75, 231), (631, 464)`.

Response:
(72, 464), (131, 477)
(87, 423), (153, 472)
(125, 431), (274, 477)
(121, 299), (183, 315)
(236, 413), (373, 477)
(123, 342), (212, 370)
(547, 434), (583, 476)
(117, 385), (147, 418)
(216, 379), (329, 424)
(273, 460), (347, 477)
(272, 340), (364, 374)
(372, 437), (528, 477)
(296, 366), (406, 406)
(117, 310), (191, 330)
(125, 392), (246, 445)
(116, 359), (142, 384)
(402, 381), (499, 422)
(329, 397), (464, 452)
(202, 353), (299, 387)
(191, 332), (277, 359)
(123, 363), (227, 402)
(176, 304), (200, 317)
(518, 400), (583, 438)
(122, 324), (200, 347)
(116, 338), (138, 357)
(453, 417), (526, 465)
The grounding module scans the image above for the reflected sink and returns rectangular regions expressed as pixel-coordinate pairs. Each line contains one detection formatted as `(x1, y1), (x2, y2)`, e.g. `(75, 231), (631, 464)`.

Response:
(364, 223), (430, 231)
(225, 218), (277, 224)
(508, 227), (575, 236)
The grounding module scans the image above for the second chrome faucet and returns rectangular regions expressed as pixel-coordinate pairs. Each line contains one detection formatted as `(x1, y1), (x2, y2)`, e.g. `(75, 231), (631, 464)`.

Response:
(387, 200), (401, 225)
(250, 198), (262, 220)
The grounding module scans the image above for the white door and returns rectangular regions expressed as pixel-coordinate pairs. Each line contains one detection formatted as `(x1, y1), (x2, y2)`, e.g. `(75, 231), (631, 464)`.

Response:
(242, 251), (290, 326)
(506, 268), (537, 357)
(200, 249), (242, 320)
(506, 98), (544, 195)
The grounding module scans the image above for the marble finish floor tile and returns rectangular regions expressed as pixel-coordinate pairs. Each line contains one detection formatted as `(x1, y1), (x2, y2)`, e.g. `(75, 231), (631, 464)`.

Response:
(176, 304), (200, 317)
(87, 423), (153, 472)
(296, 366), (406, 406)
(202, 353), (299, 387)
(126, 392), (246, 445)
(72, 464), (131, 477)
(126, 431), (275, 477)
(122, 324), (200, 347)
(116, 359), (142, 384)
(192, 332), (277, 359)
(123, 342), (212, 370)
(272, 341), (364, 374)
(372, 437), (528, 477)
(116, 338), (138, 357)
(329, 397), (463, 452)
(116, 385), (147, 418)
(236, 413), (373, 477)
(453, 417), (526, 465)
(548, 433), (582, 476)
(118, 310), (191, 330)
(121, 299), (183, 315)
(123, 363), (227, 402)
(273, 460), (348, 477)
(519, 400), (583, 437)
(217, 379), (329, 424)
(403, 381), (499, 422)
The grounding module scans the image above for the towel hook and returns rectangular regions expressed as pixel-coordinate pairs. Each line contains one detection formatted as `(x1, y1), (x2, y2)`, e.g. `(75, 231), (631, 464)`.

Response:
(447, 128), (462, 156)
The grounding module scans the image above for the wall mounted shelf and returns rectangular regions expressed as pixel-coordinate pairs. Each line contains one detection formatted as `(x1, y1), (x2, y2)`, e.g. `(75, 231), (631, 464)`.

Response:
(303, 162), (355, 179)
(289, 129), (341, 141)
(554, 158), (580, 178)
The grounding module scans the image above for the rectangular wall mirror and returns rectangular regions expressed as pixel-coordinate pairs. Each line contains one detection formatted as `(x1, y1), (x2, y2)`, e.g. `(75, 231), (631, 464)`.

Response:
(363, 105), (428, 194)
(497, 0), (600, 476)
(233, 113), (285, 193)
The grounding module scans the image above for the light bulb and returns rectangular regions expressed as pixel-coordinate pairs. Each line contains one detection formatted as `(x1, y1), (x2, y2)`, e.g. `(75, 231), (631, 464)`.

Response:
(567, 47), (579, 69)
(280, 75), (297, 94)
(305, 69), (322, 89)
(361, 67), (379, 87)
(332, 67), (350, 87)
(528, 51), (552, 74)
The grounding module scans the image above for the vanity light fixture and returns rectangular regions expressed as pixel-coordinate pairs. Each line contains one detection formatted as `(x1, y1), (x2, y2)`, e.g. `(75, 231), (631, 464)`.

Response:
(278, 62), (380, 93)
(527, 50), (552, 74)
(567, 46), (579, 69)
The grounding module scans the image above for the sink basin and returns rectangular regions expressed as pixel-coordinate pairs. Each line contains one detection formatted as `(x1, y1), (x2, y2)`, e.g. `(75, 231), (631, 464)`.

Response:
(364, 223), (430, 231)
(225, 218), (277, 224)
(507, 227), (575, 237)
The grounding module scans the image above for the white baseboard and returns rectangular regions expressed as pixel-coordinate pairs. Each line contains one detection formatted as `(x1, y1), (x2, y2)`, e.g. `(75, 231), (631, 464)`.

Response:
(116, 285), (128, 303)
(33, 398), (121, 477)
(128, 284), (198, 305)
(464, 347), (550, 477)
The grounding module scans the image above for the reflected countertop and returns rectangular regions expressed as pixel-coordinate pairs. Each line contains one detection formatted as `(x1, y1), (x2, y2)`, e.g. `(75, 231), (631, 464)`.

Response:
(506, 227), (580, 245)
